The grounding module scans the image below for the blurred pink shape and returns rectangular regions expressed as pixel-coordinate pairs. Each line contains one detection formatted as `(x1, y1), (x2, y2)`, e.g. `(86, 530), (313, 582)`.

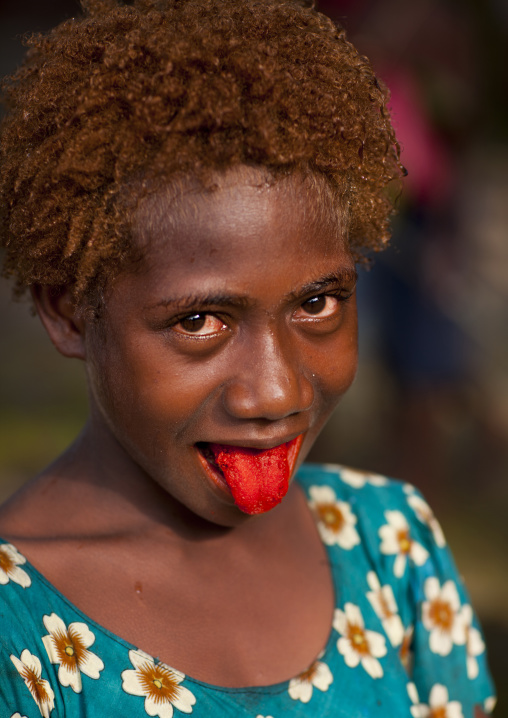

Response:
(386, 69), (453, 206)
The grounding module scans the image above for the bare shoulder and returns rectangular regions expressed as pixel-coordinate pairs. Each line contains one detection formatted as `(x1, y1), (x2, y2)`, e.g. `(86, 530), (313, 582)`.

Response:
(0, 465), (91, 579)
(0, 456), (91, 540)
(0, 473), (59, 538)
(0, 440), (135, 590)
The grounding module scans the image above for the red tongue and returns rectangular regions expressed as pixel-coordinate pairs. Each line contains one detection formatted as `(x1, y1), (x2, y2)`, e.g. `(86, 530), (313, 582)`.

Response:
(209, 443), (290, 515)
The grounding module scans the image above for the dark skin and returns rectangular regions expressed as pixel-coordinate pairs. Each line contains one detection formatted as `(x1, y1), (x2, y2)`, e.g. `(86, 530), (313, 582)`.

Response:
(0, 172), (491, 714)
(0, 173), (357, 687)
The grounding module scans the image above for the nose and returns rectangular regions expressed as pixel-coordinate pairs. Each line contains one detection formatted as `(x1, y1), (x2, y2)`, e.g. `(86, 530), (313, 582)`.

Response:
(222, 330), (314, 421)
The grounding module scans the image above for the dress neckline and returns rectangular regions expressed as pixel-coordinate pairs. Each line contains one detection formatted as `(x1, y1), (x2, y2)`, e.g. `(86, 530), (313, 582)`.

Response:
(0, 468), (340, 693)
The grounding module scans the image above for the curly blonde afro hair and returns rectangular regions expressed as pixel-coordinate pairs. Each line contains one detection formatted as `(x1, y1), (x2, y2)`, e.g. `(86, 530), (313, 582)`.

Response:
(0, 0), (404, 306)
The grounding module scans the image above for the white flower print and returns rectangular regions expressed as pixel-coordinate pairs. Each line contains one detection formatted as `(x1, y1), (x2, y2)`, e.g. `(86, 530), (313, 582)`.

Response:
(365, 571), (404, 646)
(308, 486), (360, 549)
(340, 467), (388, 488)
(333, 602), (387, 679)
(288, 658), (332, 703)
(10, 714), (29, 718)
(41, 612), (104, 692)
(337, 467), (368, 488)
(379, 510), (429, 577)
(484, 696), (497, 714)
(10, 650), (55, 718)
(322, 465), (387, 488)
(419, 684), (464, 718)
(458, 604), (485, 679)
(407, 494), (446, 548)
(122, 649), (196, 718)
(0, 543), (31, 588)
(422, 577), (465, 656)
(407, 682), (425, 718)
(322, 464), (343, 476)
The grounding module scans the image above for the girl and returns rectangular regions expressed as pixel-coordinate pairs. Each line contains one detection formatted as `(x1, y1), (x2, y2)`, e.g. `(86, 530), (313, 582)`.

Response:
(0, 1), (495, 716)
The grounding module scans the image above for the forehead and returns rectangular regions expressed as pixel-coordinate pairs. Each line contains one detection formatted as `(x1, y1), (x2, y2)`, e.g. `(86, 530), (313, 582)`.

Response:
(132, 169), (347, 267)
(100, 169), (355, 320)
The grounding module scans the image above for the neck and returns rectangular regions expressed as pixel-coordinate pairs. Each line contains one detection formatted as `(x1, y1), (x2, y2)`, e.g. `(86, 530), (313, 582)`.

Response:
(32, 418), (302, 548)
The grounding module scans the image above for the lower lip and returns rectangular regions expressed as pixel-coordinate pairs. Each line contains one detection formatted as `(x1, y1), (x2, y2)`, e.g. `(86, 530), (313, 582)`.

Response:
(196, 435), (304, 502)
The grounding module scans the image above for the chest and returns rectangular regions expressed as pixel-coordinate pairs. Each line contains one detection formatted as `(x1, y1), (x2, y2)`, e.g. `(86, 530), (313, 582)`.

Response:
(3, 530), (417, 718)
(26, 516), (335, 688)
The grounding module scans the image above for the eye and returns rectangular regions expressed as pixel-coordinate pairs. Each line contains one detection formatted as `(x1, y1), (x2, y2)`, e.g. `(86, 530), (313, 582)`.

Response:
(295, 295), (340, 319)
(172, 313), (226, 337)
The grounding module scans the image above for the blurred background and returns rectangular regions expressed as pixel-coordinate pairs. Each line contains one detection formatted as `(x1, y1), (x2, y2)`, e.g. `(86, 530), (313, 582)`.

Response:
(1, 0), (507, 713)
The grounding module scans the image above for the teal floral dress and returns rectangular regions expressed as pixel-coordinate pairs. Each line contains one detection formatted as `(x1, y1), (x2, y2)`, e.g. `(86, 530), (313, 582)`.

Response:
(0, 465), (496, 717)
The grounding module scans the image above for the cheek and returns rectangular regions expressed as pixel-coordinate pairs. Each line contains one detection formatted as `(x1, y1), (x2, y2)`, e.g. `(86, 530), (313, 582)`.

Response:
(318, 343), (358, 404)
(311, 308), (358, 402)
(86, 332), (214, 442)
(84, 330), (153, 435)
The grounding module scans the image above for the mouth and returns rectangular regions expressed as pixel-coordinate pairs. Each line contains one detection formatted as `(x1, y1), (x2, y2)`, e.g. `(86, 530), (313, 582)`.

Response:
(196, 435), (304, 515)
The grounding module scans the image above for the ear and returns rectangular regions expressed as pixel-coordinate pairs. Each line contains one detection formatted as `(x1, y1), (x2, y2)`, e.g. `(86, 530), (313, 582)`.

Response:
(31, 285), (87, 360)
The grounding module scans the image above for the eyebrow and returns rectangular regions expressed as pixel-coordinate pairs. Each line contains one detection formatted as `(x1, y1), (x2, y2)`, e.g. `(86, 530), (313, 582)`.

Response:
(287, 267), (358, 302)
(148, 293), (251, 312)
(148, 267), (358, 312)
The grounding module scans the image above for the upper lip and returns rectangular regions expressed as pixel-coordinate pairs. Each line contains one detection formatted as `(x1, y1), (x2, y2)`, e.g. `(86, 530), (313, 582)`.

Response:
(196, 432), (306, 451)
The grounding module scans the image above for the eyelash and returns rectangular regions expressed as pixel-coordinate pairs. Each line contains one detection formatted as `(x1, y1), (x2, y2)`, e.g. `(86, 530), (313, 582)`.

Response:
(295, 291), (352, 320)
(170, 313), (227, 338)
(169, 289), (353, 338)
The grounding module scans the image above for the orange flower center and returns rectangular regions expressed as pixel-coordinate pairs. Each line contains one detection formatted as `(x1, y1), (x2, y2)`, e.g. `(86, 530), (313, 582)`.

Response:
(430, 708), (447, 718)
(0, 548), (14, 574)
(138, 662), (181, 705)
(399, 627), (414, 670)
(348, 624), (370, 656)
(52, 628), (86, 671)
(429, 599), (453, 631)
(318, 504), (344, 532)
(21, 666), (50, 707)
(397, 530), (412, 554)
(377, 591), (393, 619)
(298, 661), (318, 683)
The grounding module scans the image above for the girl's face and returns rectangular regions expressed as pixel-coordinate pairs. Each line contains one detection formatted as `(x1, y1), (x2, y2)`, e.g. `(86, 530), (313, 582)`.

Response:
(84, 172), (358, 526)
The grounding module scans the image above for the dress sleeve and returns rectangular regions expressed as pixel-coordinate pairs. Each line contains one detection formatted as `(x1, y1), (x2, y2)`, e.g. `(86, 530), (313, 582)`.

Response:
(0, 543), (56, 718)
(387, 483), (497, 718)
